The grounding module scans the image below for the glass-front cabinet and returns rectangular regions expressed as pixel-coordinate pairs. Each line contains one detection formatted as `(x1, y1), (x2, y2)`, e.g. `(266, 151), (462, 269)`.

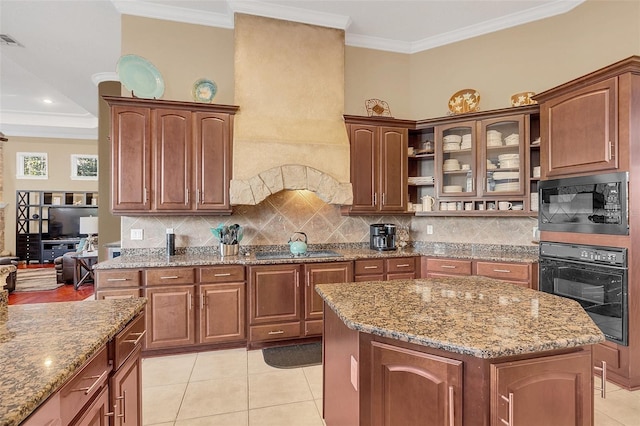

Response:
(479, 115), (526, 197)
(435, 122), (477, 199)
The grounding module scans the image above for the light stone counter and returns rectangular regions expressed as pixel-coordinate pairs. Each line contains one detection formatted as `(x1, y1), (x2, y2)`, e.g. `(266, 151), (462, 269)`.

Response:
(316, 276), (603, 359)
(0, 298), (146, 426)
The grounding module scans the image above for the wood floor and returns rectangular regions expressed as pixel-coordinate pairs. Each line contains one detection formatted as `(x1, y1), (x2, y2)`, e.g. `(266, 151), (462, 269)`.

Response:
(8, 265), (94, 304)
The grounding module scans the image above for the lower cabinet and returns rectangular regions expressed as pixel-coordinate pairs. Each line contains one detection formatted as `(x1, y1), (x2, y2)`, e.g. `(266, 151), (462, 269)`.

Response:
(354, 257), (417, 281)
(424, 257), (538, 289)
(303, 262), (353, 336)
(370, 341), (462, 426)
(22, 313), (144, 426)
(145, 284), (197, 350)
(424, 258), (473, 278)
(199, 282), (246, 344)
(490, 350), (593, 426)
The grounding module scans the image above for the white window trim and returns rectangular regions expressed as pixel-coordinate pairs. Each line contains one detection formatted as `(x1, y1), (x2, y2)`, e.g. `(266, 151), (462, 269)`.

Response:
(71, 154), (98, 180)
(16, 152), (48, 179)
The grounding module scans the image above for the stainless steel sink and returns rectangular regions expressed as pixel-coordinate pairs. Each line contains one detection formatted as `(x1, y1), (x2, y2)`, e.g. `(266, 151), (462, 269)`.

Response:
(255, 250), (343, 260)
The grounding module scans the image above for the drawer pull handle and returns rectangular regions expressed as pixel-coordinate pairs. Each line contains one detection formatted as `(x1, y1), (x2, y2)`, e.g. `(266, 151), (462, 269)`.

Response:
(493, 269), (511, 273)
(363, 266), (379, 269)
(499, 392), (514, 426)
(448, 386), (455, 426)
(214, 273), (232, 277)
(396, 264), (410, 268)
(72, 369), (109, 395)
(123, 330), (147, 346)
(594, 361), (607, 398)
(107, 278), (129, 282)
(441, 265), (456, 269)
(160, 276), (179, 279)
(268, 330), (285, 335)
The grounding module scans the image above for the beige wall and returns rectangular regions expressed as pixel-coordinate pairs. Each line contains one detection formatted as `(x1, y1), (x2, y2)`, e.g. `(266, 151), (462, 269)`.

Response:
(121, 15), (235, 105)
(3, 136), (98, 255)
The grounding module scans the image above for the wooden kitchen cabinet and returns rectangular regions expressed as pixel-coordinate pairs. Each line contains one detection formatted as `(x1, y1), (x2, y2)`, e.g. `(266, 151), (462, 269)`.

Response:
(248, 264), (301, 343)
(490, 350), (593, 426)
(354, 257), (416, 281)
(303, 262), (353, 336)
(344, 116), (410, 214)
(538, 77), (618, 178)
(475, 260), (538, 290)
(370, 341), (463, 426)
(144, 284), (197, 350)
(104, 96), (238, 215)
(424, 258), (473, 278)
(73, 385), (110, 426)
(354, 258), (385, 281)
(110, 345), (142, 426)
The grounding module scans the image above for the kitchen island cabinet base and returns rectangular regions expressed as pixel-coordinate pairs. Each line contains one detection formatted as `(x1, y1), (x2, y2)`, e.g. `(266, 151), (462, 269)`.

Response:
(323, 307), (595, 426)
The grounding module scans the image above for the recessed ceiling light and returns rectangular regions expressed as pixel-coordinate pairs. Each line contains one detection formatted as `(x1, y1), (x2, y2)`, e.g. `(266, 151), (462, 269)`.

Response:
(42, 99), (53, 104)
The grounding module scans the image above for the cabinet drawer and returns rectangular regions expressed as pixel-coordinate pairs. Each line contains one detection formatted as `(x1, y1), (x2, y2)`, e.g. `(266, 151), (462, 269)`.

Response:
(96, 269), (141, 288)
(249, 322), (301, 342)
(354, 259), (385, 275)
(386, 257), (416, 273)
(475, 261), (530, 281)
(594, 341), (620, 370)
(60, 346), (110, 425)
(199, 265), (245, 283)
(113, 312), (146, 370)
(145, 267), (195, 285)
(95, 288), (141, 300)
(305, 319), (323, 337)
(426, 258), (472, 275)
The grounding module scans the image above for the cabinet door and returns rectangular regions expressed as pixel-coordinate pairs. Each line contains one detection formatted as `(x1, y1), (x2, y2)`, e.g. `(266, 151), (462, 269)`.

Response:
(111, 106), (151, 211)
(436, 122), (476, 198)
(370, 341), (462, 426)
(73, 386), (109, 426)
(199, 283), (246, 344)
(349, 124), (378, 212)
(194, 112), (232, 212)
(542, 77), (618, 177)
(249, 264), (301, 325)
(490, 350), (593, 426)
(303, 262), (353, 321)
(480, 115), (526, 196)
(145, 285), (196, 349)
(379, 126), (408, 212)
(154, 109), (192, 211)
(111, 346), (142, 426)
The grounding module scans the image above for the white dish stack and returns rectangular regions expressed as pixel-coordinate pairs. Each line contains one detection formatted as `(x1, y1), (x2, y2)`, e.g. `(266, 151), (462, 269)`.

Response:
(443, 134), (462, 151)
(493, 153), (520, 191)
(443, 158), (460, 171)
(461, 134), (472, 150)
(498, 153), (520, 169)
(443, 185), (463, 193)
(486, 130), (503, 147)
(504, 133), (520, 146)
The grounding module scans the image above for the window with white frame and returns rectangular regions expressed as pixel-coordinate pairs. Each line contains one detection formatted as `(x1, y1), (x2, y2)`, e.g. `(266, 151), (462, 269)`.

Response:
(16, 152), (48, 179)
(71, 154), (98, 180)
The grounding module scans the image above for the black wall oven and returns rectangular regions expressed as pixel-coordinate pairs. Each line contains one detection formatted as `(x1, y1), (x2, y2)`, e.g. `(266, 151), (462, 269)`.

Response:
(539, 171), (628, 235)
(539, 242), (628, 345)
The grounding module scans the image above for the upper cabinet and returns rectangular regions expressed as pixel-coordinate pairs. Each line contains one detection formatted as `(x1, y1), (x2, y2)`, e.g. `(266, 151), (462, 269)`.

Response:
(535, 56), (640, 179)
(538, 77), (618, 178)
(344, 116), (411, 214)
(104, 96), (238, 215)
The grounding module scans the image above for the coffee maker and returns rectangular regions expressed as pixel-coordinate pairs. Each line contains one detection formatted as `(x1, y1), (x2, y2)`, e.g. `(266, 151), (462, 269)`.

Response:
(370, 224), (397, 251)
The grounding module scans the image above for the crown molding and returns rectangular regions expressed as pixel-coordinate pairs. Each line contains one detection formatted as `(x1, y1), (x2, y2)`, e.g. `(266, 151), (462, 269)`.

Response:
(111, 0), (234, 28)
(1, 123), (98, 140)
(92, 72), (119, 86)
(228, 0), (352, 30)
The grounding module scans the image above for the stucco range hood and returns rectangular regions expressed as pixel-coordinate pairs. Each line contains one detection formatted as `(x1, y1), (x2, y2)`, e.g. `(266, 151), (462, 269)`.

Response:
(229, 14), (352, 206)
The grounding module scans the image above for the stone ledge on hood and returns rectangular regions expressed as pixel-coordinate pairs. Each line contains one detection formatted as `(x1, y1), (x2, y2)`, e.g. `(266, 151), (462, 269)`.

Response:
(230, 164), (353, 205)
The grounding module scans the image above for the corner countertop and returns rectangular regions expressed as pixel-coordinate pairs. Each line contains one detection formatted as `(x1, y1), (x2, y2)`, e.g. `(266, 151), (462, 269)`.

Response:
(0, 298), (147, 426)
(95, 243), (538, 270)
(316, 276), (604, 359)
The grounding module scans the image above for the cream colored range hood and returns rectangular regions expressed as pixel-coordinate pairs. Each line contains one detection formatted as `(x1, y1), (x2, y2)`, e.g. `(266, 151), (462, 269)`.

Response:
(229, 14), (352, 206)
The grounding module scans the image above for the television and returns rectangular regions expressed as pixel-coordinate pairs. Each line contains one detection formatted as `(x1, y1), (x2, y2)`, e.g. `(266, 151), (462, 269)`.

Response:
(47, 207), (98, 239)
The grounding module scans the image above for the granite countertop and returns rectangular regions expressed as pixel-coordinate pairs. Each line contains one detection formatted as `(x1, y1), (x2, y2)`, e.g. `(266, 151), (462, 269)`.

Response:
(316, 276), (604, 359)
(95, 243), (538, 270)
(0, 298), (147, 426)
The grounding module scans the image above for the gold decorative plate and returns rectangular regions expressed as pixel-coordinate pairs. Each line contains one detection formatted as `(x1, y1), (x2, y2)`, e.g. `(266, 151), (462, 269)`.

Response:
(448, 89), (480, 114)
(365, 99), (392, 117)
(510, 91), (537, 107)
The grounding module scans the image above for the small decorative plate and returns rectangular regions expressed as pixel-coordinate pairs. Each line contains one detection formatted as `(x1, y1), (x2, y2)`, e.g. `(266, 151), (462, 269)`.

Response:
(116, 54), (165, 99)
(365, 99), (392, 117)
(192, 78), (218, 103)
(510, 91), (537, 107)
(448, 89), (480, 115)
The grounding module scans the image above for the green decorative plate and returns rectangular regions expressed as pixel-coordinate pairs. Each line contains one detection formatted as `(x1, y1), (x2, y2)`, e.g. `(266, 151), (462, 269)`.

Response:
(116, 54), (165, 99)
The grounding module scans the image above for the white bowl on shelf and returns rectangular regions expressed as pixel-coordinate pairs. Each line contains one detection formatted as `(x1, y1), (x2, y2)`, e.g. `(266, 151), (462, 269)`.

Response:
(443, 185), (463, 193)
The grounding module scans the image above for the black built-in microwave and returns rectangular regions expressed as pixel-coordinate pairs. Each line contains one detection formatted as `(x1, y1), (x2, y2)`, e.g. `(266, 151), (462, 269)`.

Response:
(538, 172), (628, 235)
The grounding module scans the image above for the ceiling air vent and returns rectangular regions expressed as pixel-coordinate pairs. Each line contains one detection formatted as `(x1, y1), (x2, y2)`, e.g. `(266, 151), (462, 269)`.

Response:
(0, 34), (23, 47)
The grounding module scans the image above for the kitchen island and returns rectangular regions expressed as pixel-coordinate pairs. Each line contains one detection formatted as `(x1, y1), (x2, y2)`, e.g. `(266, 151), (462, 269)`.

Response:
(316, 276), (604, 426)
(0, 298), (146, 426)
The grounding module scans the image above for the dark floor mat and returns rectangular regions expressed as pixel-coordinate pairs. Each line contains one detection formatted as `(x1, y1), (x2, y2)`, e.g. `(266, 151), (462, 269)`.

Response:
(262, 342), (322, 369)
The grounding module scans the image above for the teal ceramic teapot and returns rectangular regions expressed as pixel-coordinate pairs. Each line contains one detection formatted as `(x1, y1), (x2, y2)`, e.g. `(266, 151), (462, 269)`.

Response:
(288, 232), (308, 256)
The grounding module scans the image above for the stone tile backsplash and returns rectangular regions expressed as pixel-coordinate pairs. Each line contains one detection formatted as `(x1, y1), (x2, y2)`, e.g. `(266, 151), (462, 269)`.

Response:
(121, 190), (538, 249)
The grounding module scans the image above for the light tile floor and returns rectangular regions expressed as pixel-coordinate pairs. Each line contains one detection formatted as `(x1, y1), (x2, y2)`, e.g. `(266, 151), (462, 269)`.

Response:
(143, 348), (640, 426)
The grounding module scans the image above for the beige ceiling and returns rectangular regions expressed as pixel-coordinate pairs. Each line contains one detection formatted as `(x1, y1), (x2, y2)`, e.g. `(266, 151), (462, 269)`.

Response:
(0, 0), (582, 139)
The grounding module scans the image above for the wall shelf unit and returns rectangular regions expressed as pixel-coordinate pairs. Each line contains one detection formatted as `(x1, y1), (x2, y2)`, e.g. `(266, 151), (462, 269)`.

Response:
(16, 190), (99, 263)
